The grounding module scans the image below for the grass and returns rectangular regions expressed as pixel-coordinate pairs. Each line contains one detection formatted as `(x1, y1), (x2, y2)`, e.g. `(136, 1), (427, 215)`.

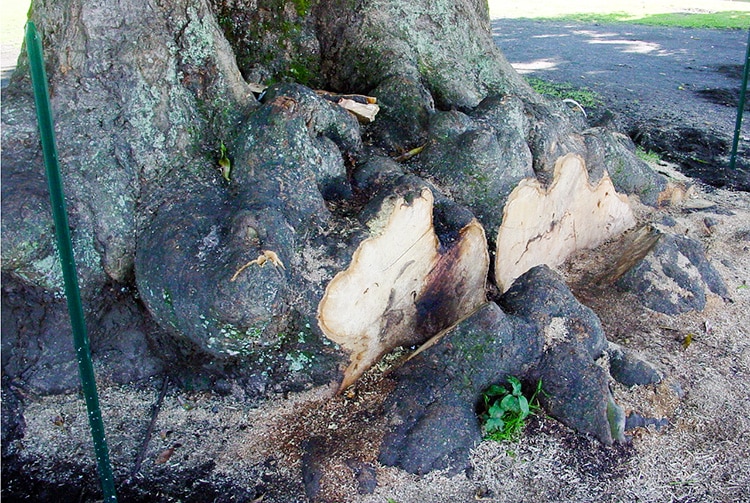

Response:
(525, 76), (603, 109)
(534, 11), (750, 29)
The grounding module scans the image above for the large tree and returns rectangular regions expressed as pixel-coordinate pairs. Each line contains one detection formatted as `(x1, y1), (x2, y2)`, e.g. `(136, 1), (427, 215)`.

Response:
(2, 0), (673, 492)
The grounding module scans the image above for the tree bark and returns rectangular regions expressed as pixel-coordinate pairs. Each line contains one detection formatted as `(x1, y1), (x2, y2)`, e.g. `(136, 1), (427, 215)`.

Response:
(2, 0), (669, 448)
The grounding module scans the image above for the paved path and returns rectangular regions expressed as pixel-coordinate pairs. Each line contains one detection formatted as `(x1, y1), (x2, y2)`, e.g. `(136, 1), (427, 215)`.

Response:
(492, 19), (749, 150)
(1, 43), (20, 88)
(487, 0), (750, 20)
(0, 0), (27, 90)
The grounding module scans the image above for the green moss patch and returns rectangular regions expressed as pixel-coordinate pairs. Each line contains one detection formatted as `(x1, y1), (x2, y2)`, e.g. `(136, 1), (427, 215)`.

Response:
(525, 77), (602, 109)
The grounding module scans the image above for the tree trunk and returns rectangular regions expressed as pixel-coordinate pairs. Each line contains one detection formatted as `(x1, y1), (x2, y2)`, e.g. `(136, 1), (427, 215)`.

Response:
(2, 0), (672, 481)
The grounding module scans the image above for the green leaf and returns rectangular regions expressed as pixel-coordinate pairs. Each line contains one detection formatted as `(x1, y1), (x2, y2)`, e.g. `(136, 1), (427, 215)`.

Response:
(488, 402), (505, 418)
(481, 376), (543, 442)
(534, 379), (543, 396)
(500, 394), (521, 413)
(218, 141), (231, 181)
(485, 417), (505, 433)
(518, 395), (529, 417)
(508, 376), (522, 396)
(485, 384), (507, 398)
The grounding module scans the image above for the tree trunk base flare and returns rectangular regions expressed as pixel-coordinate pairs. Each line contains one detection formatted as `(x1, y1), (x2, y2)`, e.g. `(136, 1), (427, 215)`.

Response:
(379, 266), (626, 475)
(615, 232), (729, 315)
(1, 0), (738, 497)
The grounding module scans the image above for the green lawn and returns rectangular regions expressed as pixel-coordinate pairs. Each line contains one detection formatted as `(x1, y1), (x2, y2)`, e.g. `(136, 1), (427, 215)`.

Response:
(522, 10), (749, 29)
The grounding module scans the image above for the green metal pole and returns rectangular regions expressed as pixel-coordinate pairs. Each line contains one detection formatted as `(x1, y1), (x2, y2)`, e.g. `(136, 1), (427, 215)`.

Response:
(729, 27), (750, 172)
(25, 21), (118, 503)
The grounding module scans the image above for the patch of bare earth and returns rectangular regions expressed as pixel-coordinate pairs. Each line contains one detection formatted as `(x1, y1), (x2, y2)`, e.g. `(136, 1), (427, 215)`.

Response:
(8, 164), (750, 502)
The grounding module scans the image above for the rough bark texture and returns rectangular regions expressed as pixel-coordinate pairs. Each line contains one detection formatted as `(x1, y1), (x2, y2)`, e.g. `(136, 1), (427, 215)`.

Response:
(1, 0), (678, 495)
(617, 232), (729, 314)
(3, 0), (254, 291)
(380, 265), (627, 475)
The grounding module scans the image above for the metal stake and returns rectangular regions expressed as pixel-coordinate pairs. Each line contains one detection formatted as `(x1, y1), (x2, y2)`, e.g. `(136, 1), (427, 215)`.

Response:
(729, 27), (750, 172)
(25, 21), (118, 502)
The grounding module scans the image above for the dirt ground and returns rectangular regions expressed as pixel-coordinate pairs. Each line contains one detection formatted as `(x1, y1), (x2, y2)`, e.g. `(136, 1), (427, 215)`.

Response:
(5, 164), (750, 502)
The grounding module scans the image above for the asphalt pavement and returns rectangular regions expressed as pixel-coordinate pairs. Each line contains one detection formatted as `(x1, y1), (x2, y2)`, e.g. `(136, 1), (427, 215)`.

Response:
(1, 41), (20, 89)
(492, 19), (749, 152)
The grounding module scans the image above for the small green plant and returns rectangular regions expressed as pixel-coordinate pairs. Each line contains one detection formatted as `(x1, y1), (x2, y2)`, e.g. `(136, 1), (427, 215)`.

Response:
(479, 376), (542, 442)
(635, 146), (661, 164)
(287, 60), (313, 85)
(218, 141), (231, 181)
(291, 0), (311, 17)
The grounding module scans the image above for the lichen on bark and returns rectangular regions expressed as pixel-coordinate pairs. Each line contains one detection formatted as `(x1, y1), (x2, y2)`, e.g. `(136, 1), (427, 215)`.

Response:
(1, 0), (672, 478)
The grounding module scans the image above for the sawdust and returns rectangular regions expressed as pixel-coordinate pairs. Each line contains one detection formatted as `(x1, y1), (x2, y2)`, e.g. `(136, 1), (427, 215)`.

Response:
(6, 170), (750, 502)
